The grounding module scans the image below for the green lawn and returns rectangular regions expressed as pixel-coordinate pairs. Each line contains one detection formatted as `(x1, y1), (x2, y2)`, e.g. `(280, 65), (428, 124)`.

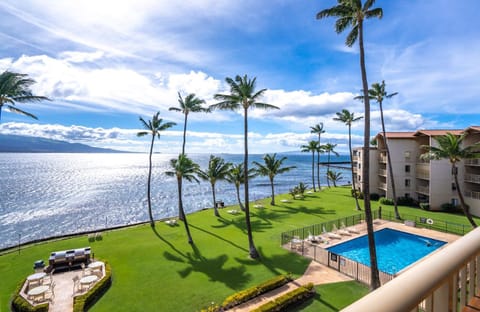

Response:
(0, 187), (476, 311)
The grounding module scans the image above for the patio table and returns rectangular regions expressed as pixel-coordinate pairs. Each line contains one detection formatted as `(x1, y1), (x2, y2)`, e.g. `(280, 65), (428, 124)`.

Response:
(27, 285), (49, 302)
(27, 272), (46, 286)
(80, 274), (98, 290)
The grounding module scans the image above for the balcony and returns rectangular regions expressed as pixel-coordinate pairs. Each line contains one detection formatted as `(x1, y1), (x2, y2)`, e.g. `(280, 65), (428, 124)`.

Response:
(416, 185), (429, 195)
(416, 171), (430, 180)
(465, 173), (480, 184)
(465, 159), (480, 166)
(465, 190), (480, 200)
(378, 169), (387, 176)
(378, 182), (387, 190)
(379, 155), (387, 163)
(342, 227), (480, 312)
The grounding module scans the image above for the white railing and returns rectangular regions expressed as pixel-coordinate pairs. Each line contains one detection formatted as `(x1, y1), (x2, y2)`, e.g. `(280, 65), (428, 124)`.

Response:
(416, 171), (430, 180)
(465, 173), (480, 184)
(378, 169), (387, 176)
(465, 159), (480, 166)
(465, 190), (480, 200)
(342, 227), (480, 312)
(416, 186), (429, 195)
(379, 156), (387, 163)
(378, 182), (387, 190)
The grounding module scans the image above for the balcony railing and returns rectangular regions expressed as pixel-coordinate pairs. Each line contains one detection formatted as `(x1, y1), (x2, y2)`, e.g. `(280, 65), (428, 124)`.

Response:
(378, 169), (387, 176)
(379, 155), (387, 163)
(465, 159), (480, 166)
(416, 186), (429, 195)
(342, 227), (480, 312)
(378, 182), (387, 190)
(465, 173), (480, 184)
(416, 171), (430, 180)
(465, 190), (480, 200)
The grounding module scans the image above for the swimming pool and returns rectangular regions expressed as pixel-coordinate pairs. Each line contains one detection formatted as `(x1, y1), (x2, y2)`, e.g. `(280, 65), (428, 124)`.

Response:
(326, 228), (447, 275)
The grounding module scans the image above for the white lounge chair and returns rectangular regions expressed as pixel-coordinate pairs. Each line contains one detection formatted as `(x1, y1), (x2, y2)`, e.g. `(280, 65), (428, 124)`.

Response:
(333, 224), (351, 236)
(341, 222), (360, 234)
(323, 226), (342, 240)
(227, 209), (239, 215)
(165, 219), (177, 226)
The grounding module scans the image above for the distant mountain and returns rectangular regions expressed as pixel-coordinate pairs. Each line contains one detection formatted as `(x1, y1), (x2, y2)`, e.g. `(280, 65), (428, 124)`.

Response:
(0, 134), (129, 153)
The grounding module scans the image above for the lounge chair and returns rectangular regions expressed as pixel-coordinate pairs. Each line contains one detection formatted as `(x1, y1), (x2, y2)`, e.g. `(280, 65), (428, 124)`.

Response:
(341, 222), (360, 234)
(227, 209), (239, 215)
(333, 224), (351, 236)
(323, 226), (342, 240)
(165, 219), (177, 226)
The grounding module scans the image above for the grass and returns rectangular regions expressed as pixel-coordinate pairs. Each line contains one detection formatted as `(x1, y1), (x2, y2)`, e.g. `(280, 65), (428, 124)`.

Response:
(0, 186), (477, 311)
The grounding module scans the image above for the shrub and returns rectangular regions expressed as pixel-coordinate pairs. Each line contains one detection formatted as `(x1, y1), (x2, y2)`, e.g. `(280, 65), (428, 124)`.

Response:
(221, 275), (291, 309)
(379, 197), (394, 205)
(419, 203), (430, 211)
(370, 193), (380, 201)
(251, 283), (315, 312)
(396, 197), (418, 207)
(10, 279), (49, 312)
(440, 203), (456, 212)
(73, 261), (112, 312)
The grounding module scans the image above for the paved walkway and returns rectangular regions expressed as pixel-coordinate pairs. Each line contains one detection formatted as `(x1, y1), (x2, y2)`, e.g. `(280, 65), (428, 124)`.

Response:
(229, 261), (352, 311)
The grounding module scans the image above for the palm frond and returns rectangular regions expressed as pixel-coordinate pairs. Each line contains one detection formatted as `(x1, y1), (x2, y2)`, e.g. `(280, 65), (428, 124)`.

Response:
(7, 105), (38, 119)
(365, 7), (383, 19)
(345, 25), (359, 47)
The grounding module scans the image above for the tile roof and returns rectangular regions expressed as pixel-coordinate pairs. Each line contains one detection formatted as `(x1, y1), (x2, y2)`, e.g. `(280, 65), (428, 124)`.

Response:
(414, 129), (463, 136)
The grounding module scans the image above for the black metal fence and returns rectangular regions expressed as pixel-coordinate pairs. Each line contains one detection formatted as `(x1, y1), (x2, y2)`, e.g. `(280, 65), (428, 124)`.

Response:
(280, 210), (471, 286)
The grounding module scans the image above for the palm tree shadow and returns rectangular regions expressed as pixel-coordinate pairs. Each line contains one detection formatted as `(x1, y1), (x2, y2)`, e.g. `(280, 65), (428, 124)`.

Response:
(165, 243), (252, 290)
(212, 216), (273, 233)
(151, 225), (187, 258)
(281, 205), (336, 217)
(234, 246), (310, 277)
(189, 223), (249, 253)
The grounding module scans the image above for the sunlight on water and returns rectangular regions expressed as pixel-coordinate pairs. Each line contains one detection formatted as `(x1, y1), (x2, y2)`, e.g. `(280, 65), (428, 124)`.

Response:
(0, 153), (351, 249)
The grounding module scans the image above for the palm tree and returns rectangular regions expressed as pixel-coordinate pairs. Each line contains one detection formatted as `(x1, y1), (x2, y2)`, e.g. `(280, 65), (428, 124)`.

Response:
(323, 143), (339, 188)
(165, 154), (200, 243)
(137, 112), (176, 227)
(327, 170), (343, 187)
(226, 163), (247, 211)
(0, 71), (50, 122)
(252, 153), (296, 205)
(210, 74), (279, 259)
(169, 92), (209, 155)
(356, 80), (400, 219)
(317, 0), (383, 290)
(198, 155), (232, 217)
(333, 109), (362, 210)
(420, 133), (480, 228)
(311, 123), (326, 190)
(301, 140), (320, 192)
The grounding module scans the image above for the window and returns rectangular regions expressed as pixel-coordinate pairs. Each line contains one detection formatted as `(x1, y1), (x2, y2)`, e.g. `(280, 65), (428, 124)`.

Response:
(404, 151), (411, 161)
(405, 193), (410, 198)
(405, 165), (411, 173)
(452, 198), (458, 206)
(405, 179), (411, 187)
(452, 183), (457, 191)
(358, 175), (361, 182)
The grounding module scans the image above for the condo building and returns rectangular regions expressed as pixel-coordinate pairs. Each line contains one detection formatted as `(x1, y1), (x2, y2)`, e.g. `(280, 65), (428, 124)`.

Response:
(352, 126), (480, 216)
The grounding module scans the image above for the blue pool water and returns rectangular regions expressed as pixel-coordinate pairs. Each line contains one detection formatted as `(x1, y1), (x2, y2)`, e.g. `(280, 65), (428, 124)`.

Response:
(327, 228), (447, 275)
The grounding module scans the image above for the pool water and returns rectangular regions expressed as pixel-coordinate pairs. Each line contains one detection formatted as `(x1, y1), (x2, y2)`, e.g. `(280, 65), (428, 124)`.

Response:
(326, 228), (447, 275)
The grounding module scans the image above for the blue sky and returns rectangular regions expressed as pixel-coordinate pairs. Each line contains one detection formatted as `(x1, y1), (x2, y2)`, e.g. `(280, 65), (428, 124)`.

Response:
(0, 0), (479, 154)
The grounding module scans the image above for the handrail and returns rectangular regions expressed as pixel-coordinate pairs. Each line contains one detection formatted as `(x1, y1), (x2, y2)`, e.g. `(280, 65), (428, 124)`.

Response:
(342, 226), (480, 312)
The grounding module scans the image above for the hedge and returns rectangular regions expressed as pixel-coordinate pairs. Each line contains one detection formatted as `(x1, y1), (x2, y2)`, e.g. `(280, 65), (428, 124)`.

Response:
(10, 279), (49, 312)
(220, 274), (291, 310)
(73, 261), (112, 312)
(251, 283), (315, 312)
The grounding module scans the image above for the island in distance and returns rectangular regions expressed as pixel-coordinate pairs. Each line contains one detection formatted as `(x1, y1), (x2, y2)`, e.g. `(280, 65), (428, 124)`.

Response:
(0, 134), (129, 153)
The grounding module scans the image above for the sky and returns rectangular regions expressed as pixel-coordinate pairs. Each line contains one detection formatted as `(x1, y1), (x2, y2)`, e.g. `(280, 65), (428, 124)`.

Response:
(0, 0), (479, 154)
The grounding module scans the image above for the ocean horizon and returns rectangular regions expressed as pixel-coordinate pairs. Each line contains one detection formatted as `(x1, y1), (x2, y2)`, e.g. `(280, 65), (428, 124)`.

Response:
(0, 152), (351, 249)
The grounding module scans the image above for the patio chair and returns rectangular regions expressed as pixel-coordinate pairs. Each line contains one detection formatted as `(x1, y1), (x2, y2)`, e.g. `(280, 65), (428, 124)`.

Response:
(322, 226), (342, 240)
(72, 276), (80, 296)
(45, 282), (55, 302)
(333, 224), (351, 236)
(81, 263), (93, 276)
(341, 222), (360, 234)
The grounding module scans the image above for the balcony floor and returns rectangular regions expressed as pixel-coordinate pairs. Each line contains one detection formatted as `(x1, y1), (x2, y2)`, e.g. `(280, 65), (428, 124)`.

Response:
(464, 295), (480, 312)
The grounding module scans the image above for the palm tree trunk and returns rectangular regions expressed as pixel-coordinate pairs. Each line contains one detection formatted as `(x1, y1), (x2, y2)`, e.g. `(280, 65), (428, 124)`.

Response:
(453, 164), (477, 228)
(178, 177), (194, 244)
(243, 106), (259, 259)
(181, 113), (188, 155)
(380, 102), (400, 219)
(326, 152), (331, 188)
(212, 182), (220, 217)
(147, 135), (155, 227)
(316, 149), (321, 191)
(311, 151), (316, 192)
(349, 125), (361, 211)
(236, 183), (245, 211)
(270, 177), (275, 205)
(359, 20), (380, 290)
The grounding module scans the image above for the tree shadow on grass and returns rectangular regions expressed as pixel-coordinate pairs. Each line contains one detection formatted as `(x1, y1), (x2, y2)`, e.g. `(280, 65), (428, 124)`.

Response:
(211, 215), (274, 234)
(164, 244), (252, 290)
(287, 292), (340, 312)
(234, 246), (310, 277)
(151, 224), (188, 258)
(188, 223), (249, 253)
(280, 205), (336, 217)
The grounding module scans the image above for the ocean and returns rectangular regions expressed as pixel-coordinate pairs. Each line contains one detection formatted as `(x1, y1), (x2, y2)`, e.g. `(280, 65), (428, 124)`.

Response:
(0, 153), (351, 249)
